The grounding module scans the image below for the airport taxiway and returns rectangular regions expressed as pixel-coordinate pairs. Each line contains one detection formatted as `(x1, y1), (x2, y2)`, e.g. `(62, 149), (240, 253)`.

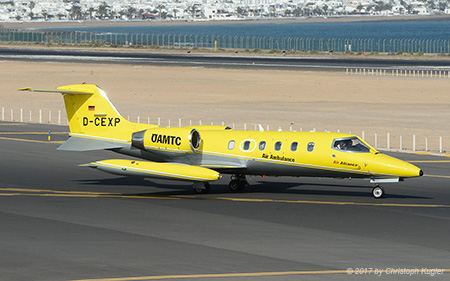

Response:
(1, 122), (450, 281)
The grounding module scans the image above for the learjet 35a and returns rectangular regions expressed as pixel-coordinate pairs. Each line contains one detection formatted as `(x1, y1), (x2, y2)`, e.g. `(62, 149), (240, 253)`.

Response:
(20, 84), (423, 198)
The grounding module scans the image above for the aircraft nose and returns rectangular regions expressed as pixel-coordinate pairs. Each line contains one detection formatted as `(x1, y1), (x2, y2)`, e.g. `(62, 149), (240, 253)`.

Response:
(370, 153), (423, 178)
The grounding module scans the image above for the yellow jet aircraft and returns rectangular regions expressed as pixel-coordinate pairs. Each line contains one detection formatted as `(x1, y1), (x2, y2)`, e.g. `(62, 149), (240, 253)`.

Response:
(20, 84), (423, 198)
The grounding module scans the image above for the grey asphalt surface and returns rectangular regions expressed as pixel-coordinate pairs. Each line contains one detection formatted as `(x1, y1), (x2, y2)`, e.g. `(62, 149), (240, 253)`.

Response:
(1, 47), (450, 71)
(1, 122), (450, 281)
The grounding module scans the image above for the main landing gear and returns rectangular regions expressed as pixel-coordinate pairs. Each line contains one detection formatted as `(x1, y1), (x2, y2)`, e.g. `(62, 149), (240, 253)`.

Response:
(193, 182), (211, 194)
(229, 174), (248, 192)
(192, 174), (248, 194)
(372, 185), (385, 199)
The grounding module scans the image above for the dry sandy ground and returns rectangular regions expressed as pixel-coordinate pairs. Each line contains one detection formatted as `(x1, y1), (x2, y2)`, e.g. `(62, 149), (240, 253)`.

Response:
(1, 60), (449, 152)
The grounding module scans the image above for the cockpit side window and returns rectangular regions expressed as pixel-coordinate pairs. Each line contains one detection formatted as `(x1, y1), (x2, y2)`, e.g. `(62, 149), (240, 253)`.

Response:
(332, 137), (370, 153)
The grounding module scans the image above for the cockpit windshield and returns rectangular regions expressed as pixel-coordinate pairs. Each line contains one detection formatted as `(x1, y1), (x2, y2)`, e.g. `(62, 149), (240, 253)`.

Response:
(332, 137), (371, 153)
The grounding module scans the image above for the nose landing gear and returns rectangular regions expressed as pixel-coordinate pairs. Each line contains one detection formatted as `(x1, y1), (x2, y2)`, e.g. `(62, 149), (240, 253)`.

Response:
(372, 185), (385, 199)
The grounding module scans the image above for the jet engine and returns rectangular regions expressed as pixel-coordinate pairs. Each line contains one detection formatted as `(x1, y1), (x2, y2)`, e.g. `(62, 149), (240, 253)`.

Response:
(131, 127), (201, 153)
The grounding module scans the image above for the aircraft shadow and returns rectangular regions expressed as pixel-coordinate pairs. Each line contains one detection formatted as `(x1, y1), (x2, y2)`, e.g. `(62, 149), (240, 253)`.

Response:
(237, 181), (430, 200)
(74, 177), (430, 200)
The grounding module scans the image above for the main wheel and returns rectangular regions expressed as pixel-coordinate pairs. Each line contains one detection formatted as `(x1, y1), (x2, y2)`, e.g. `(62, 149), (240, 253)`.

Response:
(194, 182), (210, 194)
(229, 180), (245, 192)
(372, 185), (384, 199)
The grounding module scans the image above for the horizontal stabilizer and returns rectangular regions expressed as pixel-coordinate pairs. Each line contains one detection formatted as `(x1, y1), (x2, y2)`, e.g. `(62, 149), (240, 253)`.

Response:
(18, 87), (93, 95)
(58, 137), (123, 151)
(85, 159), (222, 182)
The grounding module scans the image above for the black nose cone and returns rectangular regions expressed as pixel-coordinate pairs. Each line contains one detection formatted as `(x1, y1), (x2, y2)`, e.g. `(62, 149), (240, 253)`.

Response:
(419, 170), (424, 177)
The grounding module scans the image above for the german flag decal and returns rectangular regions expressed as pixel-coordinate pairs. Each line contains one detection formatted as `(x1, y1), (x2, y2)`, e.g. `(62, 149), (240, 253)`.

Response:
(88, 106), (95, 111)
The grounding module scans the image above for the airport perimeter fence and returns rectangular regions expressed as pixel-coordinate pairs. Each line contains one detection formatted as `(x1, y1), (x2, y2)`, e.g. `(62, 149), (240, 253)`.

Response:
(2, 106), (448, 155)
(346, 68), (450, 78)
(1, 27), (450, 54)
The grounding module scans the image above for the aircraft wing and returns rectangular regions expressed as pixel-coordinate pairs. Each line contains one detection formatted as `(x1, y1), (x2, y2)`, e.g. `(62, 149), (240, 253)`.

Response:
(84, 159), (222, 182)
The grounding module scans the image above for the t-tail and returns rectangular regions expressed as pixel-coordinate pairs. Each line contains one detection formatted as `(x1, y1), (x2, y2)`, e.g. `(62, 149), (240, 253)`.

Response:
(19, 84), (155, 151)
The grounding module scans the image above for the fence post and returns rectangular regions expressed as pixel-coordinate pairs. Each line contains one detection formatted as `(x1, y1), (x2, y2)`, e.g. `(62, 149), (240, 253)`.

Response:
(374, 132), (378, 148)
(58, 110), (61, 125)
(137, 116), (140, 123)
(425, 136), (428, 151)
(39, 109), (42, 123)
(400, 135), (402, 151)
(20, 108), (23, 123)
(49, 110), (51, 123)
(10, 108), (13, 121)
(413, 135), (416, 152)
(362, 131), (365, 140)
(2, 107), (4, 121)
(29, 110), (32, 122)
(158, 117), (160, 126)
(387, 132), (390, 149)
(440, 137), (443, 153)
(179, 118), (181, 127)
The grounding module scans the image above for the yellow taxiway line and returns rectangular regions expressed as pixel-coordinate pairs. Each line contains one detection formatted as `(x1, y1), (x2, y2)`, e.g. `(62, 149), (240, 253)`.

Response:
(1, 188), (450, 208)
(71, 268), (450, 281)
(71, 270), (349, 281)
(0, 136), (64, 144)
(409, 160), (450, 163)
(0, 131), (68, 135)
(0, 123), (26, 126)
(424, 174), (450, 179)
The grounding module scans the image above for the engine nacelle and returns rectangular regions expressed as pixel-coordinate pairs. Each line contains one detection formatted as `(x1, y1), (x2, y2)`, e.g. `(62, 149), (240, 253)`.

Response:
(132, 127), (201, 153)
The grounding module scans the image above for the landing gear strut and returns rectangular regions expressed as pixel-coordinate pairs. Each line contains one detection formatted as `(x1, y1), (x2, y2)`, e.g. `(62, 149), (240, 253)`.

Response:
(229, 174), (248, 192)
(372, 185), (385, 199)
(193, 182), (211, 194)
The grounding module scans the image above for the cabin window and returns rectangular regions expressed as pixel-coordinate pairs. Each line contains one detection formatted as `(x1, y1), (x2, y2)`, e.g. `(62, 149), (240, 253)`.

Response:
(243, 141), (250, 150)
(332, 137), (370, 153)
(274, 141), (282, 151)
(307, 142), (315, 152)
(258, 141), (266, 151)
(228, 140), (235, 150)
(291, 142), (298, 151)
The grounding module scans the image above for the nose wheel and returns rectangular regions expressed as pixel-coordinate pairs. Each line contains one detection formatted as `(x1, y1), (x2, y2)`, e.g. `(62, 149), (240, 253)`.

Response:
(372, 185), (385, 199)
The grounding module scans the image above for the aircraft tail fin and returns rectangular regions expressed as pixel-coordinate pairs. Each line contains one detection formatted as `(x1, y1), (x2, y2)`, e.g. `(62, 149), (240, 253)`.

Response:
(19, 84), (134, 137)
